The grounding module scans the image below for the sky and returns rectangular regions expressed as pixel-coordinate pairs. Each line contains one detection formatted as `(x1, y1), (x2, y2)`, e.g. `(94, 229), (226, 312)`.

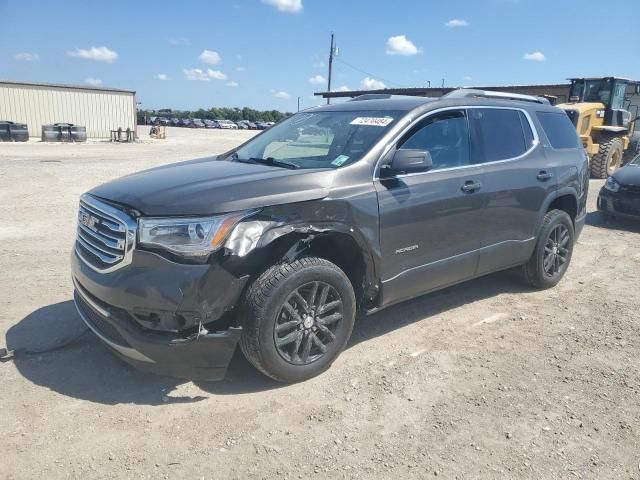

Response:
(1, 0), (639, 112)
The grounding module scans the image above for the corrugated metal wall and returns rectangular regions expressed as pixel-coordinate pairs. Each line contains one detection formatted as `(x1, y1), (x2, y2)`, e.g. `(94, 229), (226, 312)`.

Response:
(0, 82), (136, 138)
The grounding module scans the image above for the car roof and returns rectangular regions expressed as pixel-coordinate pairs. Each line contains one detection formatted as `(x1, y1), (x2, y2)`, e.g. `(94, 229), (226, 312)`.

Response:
(307, 93), (559, 117)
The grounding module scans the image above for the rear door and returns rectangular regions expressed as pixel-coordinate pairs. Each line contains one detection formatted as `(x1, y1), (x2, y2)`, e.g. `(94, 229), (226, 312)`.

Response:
(468, 107), (558, 274)
(375, 109), (485, 306)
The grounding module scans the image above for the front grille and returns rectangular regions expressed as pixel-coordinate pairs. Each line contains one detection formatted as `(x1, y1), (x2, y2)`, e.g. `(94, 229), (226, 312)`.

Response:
(75, 195), (135, 272)
(74, 290), (131, 347)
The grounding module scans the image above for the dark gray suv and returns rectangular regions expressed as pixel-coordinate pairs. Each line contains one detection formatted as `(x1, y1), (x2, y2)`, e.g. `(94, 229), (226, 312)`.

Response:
(71, 90), (588, 383)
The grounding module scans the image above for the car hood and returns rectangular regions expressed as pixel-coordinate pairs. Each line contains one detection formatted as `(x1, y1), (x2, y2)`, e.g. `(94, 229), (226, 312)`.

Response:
(89, 156), (336, 216)
(613, 165), (640, 187)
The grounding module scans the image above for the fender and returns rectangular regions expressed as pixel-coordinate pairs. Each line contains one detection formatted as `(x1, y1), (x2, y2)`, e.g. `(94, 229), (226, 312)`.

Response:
(536, 186), (579, 230)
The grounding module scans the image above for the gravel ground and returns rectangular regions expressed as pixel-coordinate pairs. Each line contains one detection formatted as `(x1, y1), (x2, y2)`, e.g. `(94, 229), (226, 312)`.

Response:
(1, 127), (640, 479)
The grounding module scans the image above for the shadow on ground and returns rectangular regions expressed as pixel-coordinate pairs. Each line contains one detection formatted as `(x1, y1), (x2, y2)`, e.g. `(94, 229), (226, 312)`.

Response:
(5, 270), (531, 405)
(586, 210), (640, 233)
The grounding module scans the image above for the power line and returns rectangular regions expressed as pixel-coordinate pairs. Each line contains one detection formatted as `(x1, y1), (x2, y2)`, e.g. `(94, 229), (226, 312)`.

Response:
(333, 56), (406, 88)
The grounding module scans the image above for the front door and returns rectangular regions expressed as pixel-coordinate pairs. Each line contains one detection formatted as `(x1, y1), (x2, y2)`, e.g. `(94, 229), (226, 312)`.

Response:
(375, 109), (485, 306)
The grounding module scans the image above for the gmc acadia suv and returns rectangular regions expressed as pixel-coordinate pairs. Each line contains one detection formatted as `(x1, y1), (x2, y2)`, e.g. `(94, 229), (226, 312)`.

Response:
(71, 90), (588, 383)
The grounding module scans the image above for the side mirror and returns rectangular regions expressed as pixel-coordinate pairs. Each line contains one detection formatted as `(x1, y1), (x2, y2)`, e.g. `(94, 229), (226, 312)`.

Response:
(635, 84), (640, 95)
(390, 149), (433, 174)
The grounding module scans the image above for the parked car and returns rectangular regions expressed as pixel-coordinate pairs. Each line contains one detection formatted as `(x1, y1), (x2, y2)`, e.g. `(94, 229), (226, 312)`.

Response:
(598, 153), (640, 219)
(255, 121), (269, 130)
(179, 118), (192, 128)
(192, 119), (205, 128)
(72, 90), (587, 383)
(154, 117), (170, 126)
(215, 119), (238, 129)
(170, 118), (181, 127)
(203, 119), (217, 129)
(244, 121), (258, 130)
(0, 120), (28, 142)
(235, 121), (249, 130)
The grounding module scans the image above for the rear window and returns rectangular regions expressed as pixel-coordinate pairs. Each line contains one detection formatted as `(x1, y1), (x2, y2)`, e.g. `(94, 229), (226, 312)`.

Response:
(536, 111), (580, 149)
(470, 108), (532, 162)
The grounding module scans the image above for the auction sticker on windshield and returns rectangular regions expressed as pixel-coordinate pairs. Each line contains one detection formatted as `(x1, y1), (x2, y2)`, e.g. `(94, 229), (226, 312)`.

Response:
(350, 117), (394, 127)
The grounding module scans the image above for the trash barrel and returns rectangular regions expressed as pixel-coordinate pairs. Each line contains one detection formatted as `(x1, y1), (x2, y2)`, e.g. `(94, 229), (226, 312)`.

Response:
(70, 125), (87, 142)
(41, 124), (59, 142)
(9, 123), (29, 142)
(0, 122), (11, 141)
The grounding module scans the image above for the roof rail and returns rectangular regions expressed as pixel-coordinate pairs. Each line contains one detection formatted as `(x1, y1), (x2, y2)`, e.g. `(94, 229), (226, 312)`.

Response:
(349, 93), (393, 102)
(443, 88), (550, 105)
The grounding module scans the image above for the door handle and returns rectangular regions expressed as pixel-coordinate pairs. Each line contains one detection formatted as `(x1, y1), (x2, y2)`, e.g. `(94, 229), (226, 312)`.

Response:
(536, 171), (554, 181)
(461, 180), (482, 193)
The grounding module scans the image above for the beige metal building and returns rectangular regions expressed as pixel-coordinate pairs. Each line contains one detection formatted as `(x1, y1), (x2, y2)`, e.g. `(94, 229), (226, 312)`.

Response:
(0, 80), (136, 138)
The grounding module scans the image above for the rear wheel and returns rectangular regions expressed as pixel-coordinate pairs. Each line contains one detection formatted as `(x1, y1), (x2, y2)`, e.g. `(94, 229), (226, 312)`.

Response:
(239, 257), (356, 383)
(591, 136), (624, 179)
(521, 209), (574, 289)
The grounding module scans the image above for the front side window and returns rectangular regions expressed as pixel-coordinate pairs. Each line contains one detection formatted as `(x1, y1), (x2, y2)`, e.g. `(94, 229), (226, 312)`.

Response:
(470, 108), (532, 163)
(397, 110), (470, 170)
(231, 110), (402, 169)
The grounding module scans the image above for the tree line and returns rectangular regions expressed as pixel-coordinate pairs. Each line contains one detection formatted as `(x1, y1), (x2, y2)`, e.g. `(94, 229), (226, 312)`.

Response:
(138, 107), (292, 123)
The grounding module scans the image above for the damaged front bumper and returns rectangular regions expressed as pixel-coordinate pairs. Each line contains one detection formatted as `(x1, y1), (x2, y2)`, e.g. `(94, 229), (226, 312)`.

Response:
(71, 248), (247, 381)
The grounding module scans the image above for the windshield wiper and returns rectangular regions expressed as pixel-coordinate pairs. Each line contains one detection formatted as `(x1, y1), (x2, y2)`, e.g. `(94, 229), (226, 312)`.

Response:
(238, 156), (300, 169)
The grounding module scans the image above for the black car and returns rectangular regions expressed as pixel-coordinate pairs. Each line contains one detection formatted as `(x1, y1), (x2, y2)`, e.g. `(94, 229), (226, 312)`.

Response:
(598, 154), (640, 218)
(72, 90), (588, 383)
(0, 120), (28, 142)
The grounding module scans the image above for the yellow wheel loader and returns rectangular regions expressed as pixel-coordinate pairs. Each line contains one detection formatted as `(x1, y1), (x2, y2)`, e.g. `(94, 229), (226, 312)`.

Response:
(557, 77), (640, 178)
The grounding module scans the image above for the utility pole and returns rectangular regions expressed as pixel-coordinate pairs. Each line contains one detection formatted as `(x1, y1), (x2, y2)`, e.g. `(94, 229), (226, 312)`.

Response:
(327, 33), (335, 104)
(297, 96), (301, 112)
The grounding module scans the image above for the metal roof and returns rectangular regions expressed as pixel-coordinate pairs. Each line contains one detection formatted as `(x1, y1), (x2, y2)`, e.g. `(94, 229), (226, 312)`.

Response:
(0, 79), (135, 94)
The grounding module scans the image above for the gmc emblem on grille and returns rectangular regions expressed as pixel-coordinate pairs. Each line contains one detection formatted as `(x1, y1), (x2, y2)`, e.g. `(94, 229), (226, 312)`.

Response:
(79, 211), (99, 232)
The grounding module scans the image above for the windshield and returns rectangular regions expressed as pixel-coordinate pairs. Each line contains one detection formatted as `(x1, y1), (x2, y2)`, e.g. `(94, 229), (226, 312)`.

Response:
(571, 79), (614, 105)
(231, 110), (402, 169)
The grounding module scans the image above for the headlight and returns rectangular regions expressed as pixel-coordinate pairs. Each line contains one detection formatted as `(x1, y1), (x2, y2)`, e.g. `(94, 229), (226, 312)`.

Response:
(604, 176), (620, 193)
(138, 210), (258, 257)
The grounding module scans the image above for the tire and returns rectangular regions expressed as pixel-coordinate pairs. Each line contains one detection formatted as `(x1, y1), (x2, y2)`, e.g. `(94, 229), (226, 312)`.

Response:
(239, 257), (356, 383)
(590, 136), (624, 179)
(520, 209), (574, 289)
(623, 132), (640, 165)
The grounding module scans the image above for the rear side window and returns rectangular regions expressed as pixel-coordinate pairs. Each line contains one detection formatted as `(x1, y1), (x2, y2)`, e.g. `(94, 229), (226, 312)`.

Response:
(536, 111), (580, 149)
(470, 109), (532, 163)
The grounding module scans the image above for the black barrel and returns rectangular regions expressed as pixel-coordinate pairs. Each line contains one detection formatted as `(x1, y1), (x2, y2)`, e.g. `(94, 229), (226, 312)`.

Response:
(70, 125), (87, 142)
(0, 122), (11, 141)
(9, 123), (29, 142)
(41, 124), (59, 142)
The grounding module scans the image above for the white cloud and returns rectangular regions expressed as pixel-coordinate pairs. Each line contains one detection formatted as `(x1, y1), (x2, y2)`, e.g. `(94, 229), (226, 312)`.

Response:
(334, 85), (350, 92)
(183, 68), (228, 81)
(308, 74), (326, 84)
(154, 73), (168, 81)
(168, 37), (190, 46)
(274, 91), (290, 99)
(199, 49), (222, 65)
(226, 81), (239, 87)
(445, 19), (469, 27)
(523, 51), (546, 61)
(84, 77), (102, 86)
(360, 77), (386, 90)
(385, 35), (421, 56)
(14, 52), (39, 61)
(236, 66), (247, 71)
(262, 0), (302, 13)
(463, 76), (472, 81)
(67, 46), (118, 63)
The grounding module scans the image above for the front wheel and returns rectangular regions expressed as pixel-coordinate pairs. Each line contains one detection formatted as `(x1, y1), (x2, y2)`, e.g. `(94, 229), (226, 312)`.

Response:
(239, 257), (356, 383)
(520, 209), (574, 289)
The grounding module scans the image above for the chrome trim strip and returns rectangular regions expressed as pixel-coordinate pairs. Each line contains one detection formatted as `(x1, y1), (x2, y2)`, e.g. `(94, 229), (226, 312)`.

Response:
(373, 105), (541, 180)
(381, 237), (536, 283)
(77, 219), (124, 244)
(79, 202), (126, 233)
(78, 224), (123, 251)
(77, 236), (123, 263)
(72, 277), (110, 317)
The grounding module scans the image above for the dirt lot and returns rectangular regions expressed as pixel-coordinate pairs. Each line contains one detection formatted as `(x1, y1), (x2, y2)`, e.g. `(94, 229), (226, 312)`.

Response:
(1, 127), (640, 479)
